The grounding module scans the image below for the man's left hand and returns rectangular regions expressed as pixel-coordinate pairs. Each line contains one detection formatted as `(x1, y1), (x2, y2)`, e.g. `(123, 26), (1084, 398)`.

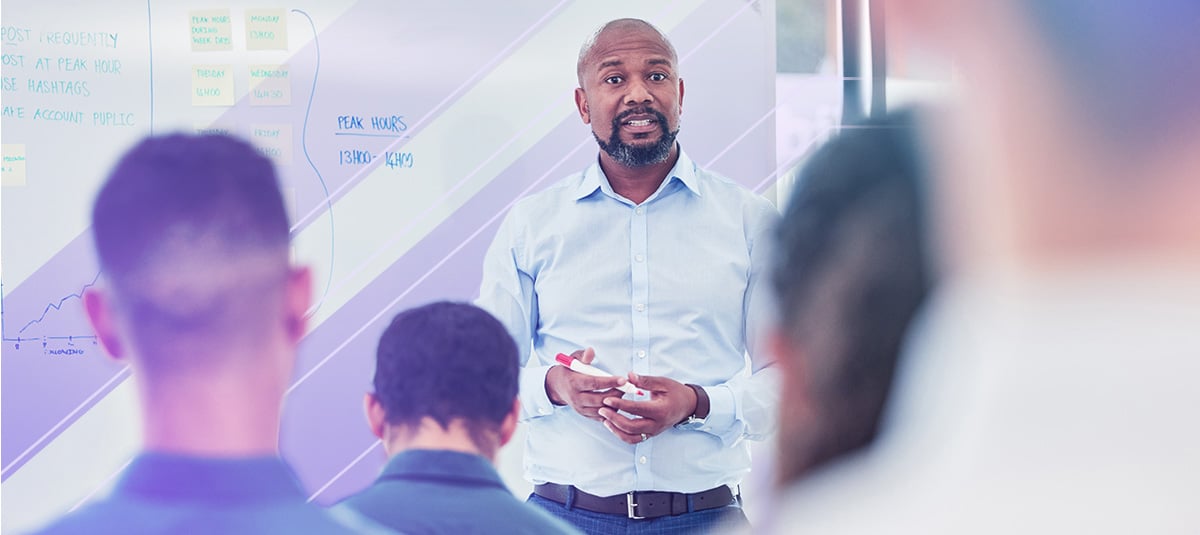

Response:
(597, 372), (697, 444)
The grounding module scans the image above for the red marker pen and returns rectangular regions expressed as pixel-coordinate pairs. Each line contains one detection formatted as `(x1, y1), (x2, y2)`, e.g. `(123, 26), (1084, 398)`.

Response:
(555, 353), (644, 396)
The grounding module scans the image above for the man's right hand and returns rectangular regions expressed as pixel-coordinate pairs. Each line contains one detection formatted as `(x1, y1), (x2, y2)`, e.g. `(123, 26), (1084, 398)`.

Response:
(545, 348), (628, 421)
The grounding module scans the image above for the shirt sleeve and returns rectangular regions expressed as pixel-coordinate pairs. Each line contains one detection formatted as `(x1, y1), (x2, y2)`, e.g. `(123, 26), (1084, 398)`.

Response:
(475, 207), (558, 422)
(697, 200), (782, 446)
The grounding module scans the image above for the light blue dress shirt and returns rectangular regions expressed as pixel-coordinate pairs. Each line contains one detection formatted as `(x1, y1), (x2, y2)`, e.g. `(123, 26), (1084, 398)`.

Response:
(478, 149), (780, 497)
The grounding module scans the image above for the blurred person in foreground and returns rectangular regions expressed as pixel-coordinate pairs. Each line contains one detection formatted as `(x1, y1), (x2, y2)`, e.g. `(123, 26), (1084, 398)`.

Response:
(338, 301), (580, 534)
(771, 1), (1200, 533)
(757, 112), (932, 532)
(32, 134), (389, 534)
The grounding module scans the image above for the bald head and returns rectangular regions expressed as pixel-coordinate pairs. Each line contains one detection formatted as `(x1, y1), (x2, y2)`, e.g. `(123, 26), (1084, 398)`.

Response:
(577, 18), (678, 86)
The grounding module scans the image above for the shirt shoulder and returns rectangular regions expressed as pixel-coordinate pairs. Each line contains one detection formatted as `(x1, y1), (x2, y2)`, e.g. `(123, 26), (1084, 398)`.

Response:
(30, 498), (393, 535)
(691, 166), (781, 232)
(506, 170), (589, 220)
(340, 481), (579, 534)
(493, 171), (589, 261)
(28, 500), (158, 535)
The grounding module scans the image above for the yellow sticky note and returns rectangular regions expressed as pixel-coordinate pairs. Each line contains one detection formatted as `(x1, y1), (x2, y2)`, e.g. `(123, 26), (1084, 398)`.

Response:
(251, 124), (293, 165)
(2, 144), (27, 186)
(194, 122), (236, 136)
(249, 64), (291, 106)
(190, 9), (233, 51)
(192, 65), (235, 107)
(246, 9), (288, 50)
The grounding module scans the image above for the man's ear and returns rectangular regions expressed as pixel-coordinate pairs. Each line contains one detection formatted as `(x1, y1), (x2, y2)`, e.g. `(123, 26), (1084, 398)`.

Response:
(285, 266), (313, 343)
(677, 77), (685, 114)
(499, 398), (520, 448)
(770, 326), (825, 414)
(83, 287), (126, 362)
(364, 392), (387, 440)
(769, 327), (811, 392)
(768, 328), (795, 370)
(574, 87), (591, 124)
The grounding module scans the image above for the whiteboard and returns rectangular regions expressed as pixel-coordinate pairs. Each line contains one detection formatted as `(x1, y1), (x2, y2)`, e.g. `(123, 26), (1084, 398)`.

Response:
(0, 0), (776, 530)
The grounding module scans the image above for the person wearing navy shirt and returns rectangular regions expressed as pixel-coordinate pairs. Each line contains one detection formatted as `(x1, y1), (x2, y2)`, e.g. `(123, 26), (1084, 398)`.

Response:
(477, 18), (779, 534)
(31, 134), (389, 535)
(338, 301), (579, 535)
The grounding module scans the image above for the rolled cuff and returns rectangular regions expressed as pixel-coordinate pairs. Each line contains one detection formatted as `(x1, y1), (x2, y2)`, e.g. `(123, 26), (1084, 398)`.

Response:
(519, 364), (559, 422)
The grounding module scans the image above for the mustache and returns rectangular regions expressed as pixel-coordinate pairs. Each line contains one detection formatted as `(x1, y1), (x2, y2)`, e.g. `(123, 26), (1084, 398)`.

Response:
(612, 107), (669, 127)
(594, 105), (679, 167)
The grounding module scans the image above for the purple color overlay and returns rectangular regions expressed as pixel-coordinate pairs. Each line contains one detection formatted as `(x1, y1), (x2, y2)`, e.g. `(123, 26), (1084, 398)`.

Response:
(1, 0), (562, 478)
(281, 1), (776, 503)
(1, 0), (777, 507)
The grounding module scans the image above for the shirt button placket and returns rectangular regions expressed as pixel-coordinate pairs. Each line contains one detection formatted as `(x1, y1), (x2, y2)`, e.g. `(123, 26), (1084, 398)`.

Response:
(630, 203), (652, 489)
(630, 204), (651, 377)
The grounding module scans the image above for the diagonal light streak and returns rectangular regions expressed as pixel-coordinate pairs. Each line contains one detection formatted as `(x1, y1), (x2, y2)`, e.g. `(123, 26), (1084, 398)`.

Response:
(289, 0), (573, 232)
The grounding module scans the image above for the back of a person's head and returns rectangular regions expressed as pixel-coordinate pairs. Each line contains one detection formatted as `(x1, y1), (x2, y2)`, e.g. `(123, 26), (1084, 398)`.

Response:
(91, 133), (290, 371)
(374, 301), (519, 449)
(772, 111), (931, 484)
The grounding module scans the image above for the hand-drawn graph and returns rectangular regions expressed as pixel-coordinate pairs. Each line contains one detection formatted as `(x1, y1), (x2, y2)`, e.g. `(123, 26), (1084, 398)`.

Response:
(1, 276), (100, 353)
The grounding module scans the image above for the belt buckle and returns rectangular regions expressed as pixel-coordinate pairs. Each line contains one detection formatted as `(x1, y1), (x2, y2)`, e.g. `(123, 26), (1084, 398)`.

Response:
(626, 492), (644, 520)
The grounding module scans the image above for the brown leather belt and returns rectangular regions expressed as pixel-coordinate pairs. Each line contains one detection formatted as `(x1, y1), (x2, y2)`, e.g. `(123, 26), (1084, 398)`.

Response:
(533, 482), (737, 519)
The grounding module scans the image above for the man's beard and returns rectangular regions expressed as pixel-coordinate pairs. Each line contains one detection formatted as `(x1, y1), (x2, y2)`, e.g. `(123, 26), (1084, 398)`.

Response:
(593, 108), (680, 167)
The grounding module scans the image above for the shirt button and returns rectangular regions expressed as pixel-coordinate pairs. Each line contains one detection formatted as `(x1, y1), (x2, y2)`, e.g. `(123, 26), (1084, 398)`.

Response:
(637, 350), (646, 358)
(635, 303), (646, 312)
(635, 207), (644, 215)
(539, 408), (550, 415)
(634, 254), (644, 263)
(639, 456), (647, 464)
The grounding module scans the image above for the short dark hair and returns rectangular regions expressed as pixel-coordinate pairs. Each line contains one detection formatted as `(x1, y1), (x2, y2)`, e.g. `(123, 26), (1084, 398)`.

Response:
(374, 302), (519, 444)
(91, 133), (290, 363)
(772, 111), (931, 482)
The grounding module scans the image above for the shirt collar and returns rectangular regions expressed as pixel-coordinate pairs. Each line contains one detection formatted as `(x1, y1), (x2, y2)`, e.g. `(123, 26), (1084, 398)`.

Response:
(574, 148), (702, 202)
(377, 449), (507, 490)
(115, 452), (307, 505)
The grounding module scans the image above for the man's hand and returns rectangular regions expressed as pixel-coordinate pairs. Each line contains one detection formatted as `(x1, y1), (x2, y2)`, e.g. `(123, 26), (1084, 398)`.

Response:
(597, 372), (698, 444)
(545, 348), (628, 421)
